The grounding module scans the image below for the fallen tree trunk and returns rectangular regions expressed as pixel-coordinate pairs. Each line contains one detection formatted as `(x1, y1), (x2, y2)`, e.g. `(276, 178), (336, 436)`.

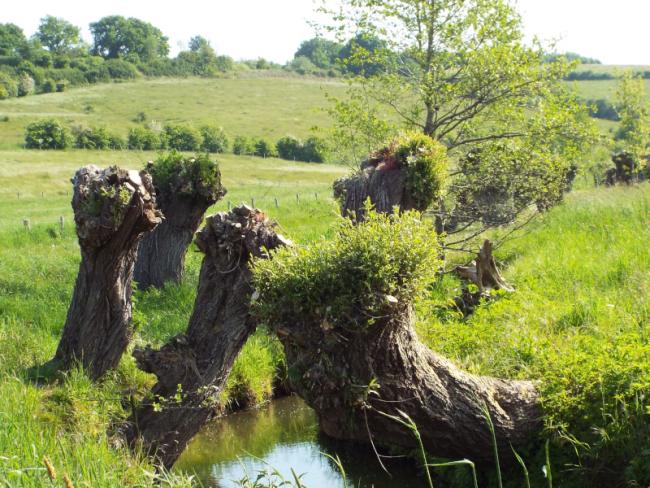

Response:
(273, 302), (540, 465)
(134, 155), (226, 289)
(123, 206), (289, 470)
(53, 165), (162, 380)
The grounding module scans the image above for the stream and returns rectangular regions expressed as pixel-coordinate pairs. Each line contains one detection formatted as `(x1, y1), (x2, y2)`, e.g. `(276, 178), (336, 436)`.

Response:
(174, 395), (427, 487)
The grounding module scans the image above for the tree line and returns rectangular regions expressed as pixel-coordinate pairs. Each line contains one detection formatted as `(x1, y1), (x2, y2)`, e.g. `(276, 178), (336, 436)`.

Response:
(23, 118), (329, 162)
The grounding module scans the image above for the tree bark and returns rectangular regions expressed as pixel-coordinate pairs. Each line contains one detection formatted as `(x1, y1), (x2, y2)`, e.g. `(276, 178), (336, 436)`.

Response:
(133, 162), (226, 289)
(334, 158), (420, 222)
(272, 302), (540, 465)
(53, 165), (163, 380)
(456, 240), (514, 293)
(123, 206), (289, 470)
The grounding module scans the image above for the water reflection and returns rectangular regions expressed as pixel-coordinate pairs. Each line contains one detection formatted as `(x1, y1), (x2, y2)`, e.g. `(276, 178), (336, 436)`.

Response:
(175, 396), (426, 487)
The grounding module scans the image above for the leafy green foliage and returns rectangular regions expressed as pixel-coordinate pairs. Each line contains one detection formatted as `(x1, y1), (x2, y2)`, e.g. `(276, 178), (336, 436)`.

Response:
(393, 131), (447, 209)
(254, 138), (277, 157)
(233, 135), (255, 155)
(24, 118), (71, 149)
(276, 135), (329, 163)
(147, 151), (225, 201)
(73, 126), (111, 150)
(127, 126), (160, 150)
(614, 71), (649, 160)
(89, 16), (169, 62)
(35, 16), (82, 54)
(253, 209), (441, 331)
(200, 125), (229, 153)
(161, 124), (202, 151)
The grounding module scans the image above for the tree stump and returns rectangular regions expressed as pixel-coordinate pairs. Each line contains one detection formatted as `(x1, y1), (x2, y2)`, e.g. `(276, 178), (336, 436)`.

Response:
(123, 206), (289, 470)
(53, 165), (162, 380)
(272, 301), (540, 465)
(134, 156), (227, 289)
(334, 158), (418, 222)
(455, 240), (514, 293)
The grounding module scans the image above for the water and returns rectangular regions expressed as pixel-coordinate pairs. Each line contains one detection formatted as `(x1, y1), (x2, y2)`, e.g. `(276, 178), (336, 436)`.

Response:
(175, 395), (427, 487)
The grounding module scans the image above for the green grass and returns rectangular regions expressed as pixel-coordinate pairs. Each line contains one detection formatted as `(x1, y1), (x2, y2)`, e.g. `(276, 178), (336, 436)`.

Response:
(0, 77), (347, 150)
(0, 148), (346, 486)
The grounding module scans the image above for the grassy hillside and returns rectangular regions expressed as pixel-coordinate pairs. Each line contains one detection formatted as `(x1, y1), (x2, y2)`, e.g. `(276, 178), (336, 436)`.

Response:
(0, 77), (347, 150)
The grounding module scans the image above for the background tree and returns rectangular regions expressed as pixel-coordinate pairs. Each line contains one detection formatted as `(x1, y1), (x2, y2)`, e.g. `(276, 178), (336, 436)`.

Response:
(614, 71), (649, 162)
(35, 16), (82, 54)
(294, 37), (343, 69)
(0, 23), (28, 56)
(320, 0), (595, 246)
(90, 16), (169, 62)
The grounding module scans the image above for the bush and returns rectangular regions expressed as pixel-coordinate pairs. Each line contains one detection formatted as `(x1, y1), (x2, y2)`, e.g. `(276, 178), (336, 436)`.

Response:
(200, 125), (229, 153)
(24, 119), (72, 149)
(105, 58), (139, 80)
(127, 126), (160, 150)
(252, 209), (441, 331)
(108, 133), (126, 150)
(41, 79), (56, 93)
(147, 151), (224, 200)
(0, 72), (17, 99)
(162, 124), (202, 151)
(74, 126), (111, 149)
(253, 138), (277, 157)
(17, 74), (35, 96)
(233, 135), (255, 155)
(55, 80), (68, 92)
(276, 135), (329, 163)
(276, 135), (301, 160)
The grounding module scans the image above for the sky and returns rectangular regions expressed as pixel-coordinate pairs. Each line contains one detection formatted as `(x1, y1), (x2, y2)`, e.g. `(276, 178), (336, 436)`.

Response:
(3, 0), (648, 65)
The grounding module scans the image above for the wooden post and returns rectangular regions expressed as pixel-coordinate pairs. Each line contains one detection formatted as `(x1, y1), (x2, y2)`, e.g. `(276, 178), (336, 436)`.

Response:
(296, 193), (300, 202)
(59, 216), (65, 234)
(251, 198), (255, 208)
(315, 192), (318, 200)
(16, 192), (20, 199)
(228, 200), (232, 210)
(274, 197), (279, 208)
(23, 219), (30, 231)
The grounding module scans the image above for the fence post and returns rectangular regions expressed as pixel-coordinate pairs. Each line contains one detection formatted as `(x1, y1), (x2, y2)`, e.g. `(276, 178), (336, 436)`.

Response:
(59, 216), (65, 234)
(315, 192), (318, 200)
(296, 193), (300, 202)
(274, 197), (279, 208)
(251, 198), (255, 208)
(16, 192), (20, 199)
(23, 219), (30, 231)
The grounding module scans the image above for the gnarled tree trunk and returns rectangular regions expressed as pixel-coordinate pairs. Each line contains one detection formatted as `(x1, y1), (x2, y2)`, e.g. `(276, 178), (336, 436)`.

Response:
(456, 240), (513, 293)
(123, 206), (289, 470)
(53, 165), (162, 380)
(272, 302), (540, 465)
(133, 161), (226, 289)
(334, 159), (419, 221)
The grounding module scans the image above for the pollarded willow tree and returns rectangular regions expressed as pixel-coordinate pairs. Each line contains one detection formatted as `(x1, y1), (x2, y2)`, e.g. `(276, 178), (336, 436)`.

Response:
(320, 0), (596, 244)
(253, 210), (540, 464)
(134, 152), (226, 289)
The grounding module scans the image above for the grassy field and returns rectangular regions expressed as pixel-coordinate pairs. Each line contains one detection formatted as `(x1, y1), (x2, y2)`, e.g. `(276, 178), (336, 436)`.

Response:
(0, 77), (347, 150)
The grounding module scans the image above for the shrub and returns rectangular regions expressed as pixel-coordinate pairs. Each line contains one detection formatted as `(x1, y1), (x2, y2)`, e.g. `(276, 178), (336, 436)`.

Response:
(393, 132), (448, 209)
(56, 80), (68, 92)
(252, 209), (441, 330)
(200, 125), (229, 153)
(147, 151), (224, 200)
(24, 119), (72, 149)
(0, 72), (17, 99)
(74, 126), (111, 149)
(233, 135), (255, 155)
(108, 133), (126, 150)
(253, 138), (277, 157)
(127, 126), (160, 150)
(17, 74), (35, 96)
(162, 124), (202, 151)
(105, 58), (139, 80)
(300, 136), (329, 163)
(276, 135), (301, 160)
(41, 79), (56, 93)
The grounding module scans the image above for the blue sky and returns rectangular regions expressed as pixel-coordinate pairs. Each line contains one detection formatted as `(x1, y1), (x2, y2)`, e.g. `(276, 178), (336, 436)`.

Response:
(4, 0), (647, 65)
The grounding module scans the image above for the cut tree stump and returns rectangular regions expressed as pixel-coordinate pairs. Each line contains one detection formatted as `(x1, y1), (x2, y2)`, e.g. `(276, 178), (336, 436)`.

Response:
(123, 206), (289, 470)
(52, 165), (162, 380)
(455, 240), (514, 293)
(272, 301), (540, 465)
(133, 159), (227, 289)
(333, 158), (420, 222)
